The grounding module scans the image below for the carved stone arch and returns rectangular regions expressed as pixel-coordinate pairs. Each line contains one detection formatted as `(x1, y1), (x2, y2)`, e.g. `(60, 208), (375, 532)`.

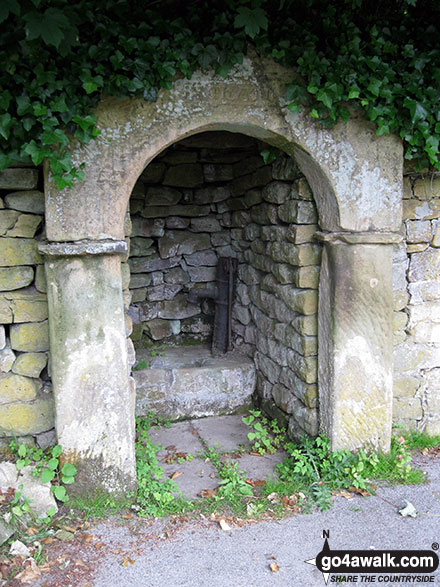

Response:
(40, 55), (403, 494)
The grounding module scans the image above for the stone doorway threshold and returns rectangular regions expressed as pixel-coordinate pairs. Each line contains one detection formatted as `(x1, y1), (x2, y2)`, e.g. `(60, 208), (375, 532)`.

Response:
(146, 414), (286, 499)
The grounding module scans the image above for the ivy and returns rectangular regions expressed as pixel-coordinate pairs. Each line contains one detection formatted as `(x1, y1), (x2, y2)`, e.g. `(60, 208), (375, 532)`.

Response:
(0, 0), (438, 189)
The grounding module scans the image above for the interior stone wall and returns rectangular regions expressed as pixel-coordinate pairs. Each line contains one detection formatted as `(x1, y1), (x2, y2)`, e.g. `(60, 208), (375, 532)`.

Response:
(0, 167), (54, 448)
(125, 132), (321, 437)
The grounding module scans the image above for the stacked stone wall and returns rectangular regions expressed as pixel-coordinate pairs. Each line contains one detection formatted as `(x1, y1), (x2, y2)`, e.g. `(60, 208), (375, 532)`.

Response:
(0, 167), (54, 448)
(126, 132), (321, 437)
(392, 166), (440, 433)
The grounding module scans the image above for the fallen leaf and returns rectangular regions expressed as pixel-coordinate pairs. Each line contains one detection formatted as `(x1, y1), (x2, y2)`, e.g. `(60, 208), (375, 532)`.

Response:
(122, 514), (133, 519)
(333, 490), (353, 499)
(197, 488), (217, 498)
(250, 451), (263, 457)
(15, 559), (41, 584)
(25, 527), (38, 536)
(170, 471), (183, 480)
(269, 562), (280, 572)
(122, 556), (136, 567)
(79, 533), (94, 544)
(10, 541), (30, 558)
(267, 492), (279, 503)
(399, 500), (418, 518)
(348, 486), (371, 496)
(62, 525), (77, 533)
(41, 537), (56, 545)
(94, 541), (106, 550)
(176, 452), (186, 459)
(219, 519), (231, 531)
(54, 529), (75, 542)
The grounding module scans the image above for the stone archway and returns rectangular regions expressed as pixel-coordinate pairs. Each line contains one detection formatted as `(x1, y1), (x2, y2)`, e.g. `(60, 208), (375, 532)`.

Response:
(39, 55), (403, 495)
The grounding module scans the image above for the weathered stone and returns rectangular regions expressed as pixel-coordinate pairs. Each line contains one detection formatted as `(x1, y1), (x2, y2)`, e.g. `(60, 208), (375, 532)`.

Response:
(184, 250), (217, 266)
(162, 150), (198, 164)
(254, 352), (281, 384)
(121, 263), (131, 290)
(0, 170), (39, 191)
(211, 232), (231, 247)
(407, 243), (428, 253)
(194, 186), (230, 204)
(181, 315), (212, 334)
(0, 266), (34, 292)
(141, 205), (210, 218)
(394, 341), (440, 373)
(166, 216), (190, 229)
(36, 429), (57, 450)
(0, 396), (54, 435)
(163, 164), (204, 188)
(419, 368), (440, 434)
(268, 242), (321, 266)
(131, 288), (147, 302)
(146, 284), (182, 301)
(5, 214), (42, 238)
(294, 178), (313, 200)
(131, 217), (165, 237)
(262, 181), (290, 204)
(408, 248), (440, 282)
(392, 373), (420, 398)
(130, 237), (154, 257)
(393, 311), (408, 332)
(230, 166), (272, 196)
(226, 198), (247, 212)
(129, 273), (152, 288)
(0, 238), (42, 266)
(163, 267), (189, 285)
(188, 266), (216, 282)
(145, 186), (182, 206)
(140, 161), (166, 182)
(35, 265), (47, 293)
(231, 210), (251, 227)
(412, 177), (440, 200)
(144, 318), (175, 340)
(0, 346), (15, 372)
(159, 231), (210, 259)
(19, 465), (58, 519)
(233, 304), (251, 325)
(288, 405), (319, 438)
(190, 217), (221, 232)
(0, 288), (48, 323)
(272, 157), (300, 181)
(278, 200), (318, 224)
(393, 397), (423, 422)
(0, 210), (20, 234)
(0, 326), (4, 351)
(432, 220), (440, 247)
(406, 220), (432, 243)
(10, 321), (49, 352)
(232, 156), (265, 178)
(403, 199), (440, 220)
(244, 189), (263, 207)
(129, 253), (180, 273)
(203, 163), (233, 182)
(12, 352), (47, 378)
(250, 203), (279, 225)
(0, 519), (14, 547)
(0, 372), (40, 403)
(158, 295), (199, 319)
(286, 224), (318, 244)
(408, 280), (440, 303)
(151, 271), (164, 285)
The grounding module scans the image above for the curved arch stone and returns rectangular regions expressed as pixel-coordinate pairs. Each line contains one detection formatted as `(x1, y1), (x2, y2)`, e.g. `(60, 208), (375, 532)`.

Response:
(42, 54), (403, 494)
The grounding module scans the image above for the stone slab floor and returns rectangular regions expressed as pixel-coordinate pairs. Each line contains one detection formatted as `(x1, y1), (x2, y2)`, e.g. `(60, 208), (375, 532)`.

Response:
(146, 414), (286, 499)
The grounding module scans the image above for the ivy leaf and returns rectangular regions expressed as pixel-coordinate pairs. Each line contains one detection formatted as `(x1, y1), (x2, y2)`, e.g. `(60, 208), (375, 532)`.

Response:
(23, 140), (45, 166)
(234, 7), (268, 39)
(0, 0), (20, 24)
(23, 8), (71, 49)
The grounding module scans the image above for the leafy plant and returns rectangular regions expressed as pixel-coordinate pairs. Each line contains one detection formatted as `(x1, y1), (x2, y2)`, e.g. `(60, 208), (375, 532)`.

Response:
(242, 410), (286, 455)
(217, 461), (253, 498)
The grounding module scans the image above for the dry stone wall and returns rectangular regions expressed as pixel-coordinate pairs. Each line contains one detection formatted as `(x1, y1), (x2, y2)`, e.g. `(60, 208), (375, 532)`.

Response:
(392, 166), (440, 434)
(0, 166), (54, 448)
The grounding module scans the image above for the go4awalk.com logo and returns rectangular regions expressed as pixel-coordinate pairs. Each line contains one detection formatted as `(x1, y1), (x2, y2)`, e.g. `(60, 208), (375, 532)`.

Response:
(306, 531), (439, 585)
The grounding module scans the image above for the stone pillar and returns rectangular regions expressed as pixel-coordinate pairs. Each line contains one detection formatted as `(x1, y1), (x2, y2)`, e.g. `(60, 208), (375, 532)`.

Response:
(316, 231), (402, 452)
(38, 240), (136, 497)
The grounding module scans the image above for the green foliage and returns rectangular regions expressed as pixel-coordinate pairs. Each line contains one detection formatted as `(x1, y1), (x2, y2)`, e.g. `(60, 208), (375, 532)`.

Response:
(217, 461), (254, 498)
(242, 409), (286, 454)
(398, 428), (440, 450)
(0, 0), (438, 190)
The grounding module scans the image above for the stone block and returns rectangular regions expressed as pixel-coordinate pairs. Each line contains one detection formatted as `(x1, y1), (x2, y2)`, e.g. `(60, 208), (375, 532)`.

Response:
(203, 163), (233, 182)
(407, 243), (428, 253)
(131, 288), (147, 302)
(163, 164), (204, 188)
(162, 151), (197, 165)
(190, 217), (221, 232)
(0, 210), (20, 234)
(211, 233), (232, 249)
(244, 189), (263, 207)
(232, 156), (264, 178)
(145, 186), (182, 206)
(184, 250), (217, 266)
(262, 181), (290, 204)
(121, 263), (131, 290)
(141, 205), (210, 218)
(432, 220), (440, 247)
(0, 397), (54, 436)
(129, 273), (151, 288)
(405, 220), (432, 243)
(0, 346), (15, 372)
(0, 170), (39, 191)
(0, 373), (40, 403)
(393, 341), (440, 373)
(392, 373), (420, 398)
(260, 225), (287, 242)
(231, 210), (251, 227)
(131, 217), (165, 237)
(5, 214), (42, 238)
(408, 281), (440, 303)
(412, 177), (440, 200)
(159, 231), (210, 259)
(230, 166), (272, 196)
(188, 266), (216, 282)
(130, 237), (154, 257)
(0, 238), (42, 266)
(288, 404), (319, 437)
(164, 267), (190, 285)
(35, 265), (46, 293)
(278, 200), (318, 224)
(146, 284), (182, 301)
(0, 266), (34, 292)
(144, 319), (175, 340)
(269, 242), (321, 267)
(129, 253), (180, 273)
(272, 157), (300, 181)
(393, 397), (423, 422)
(140, 162), (166, 182)
(408, 248), (440, 282)
(286, 224), (319, 244)
(294, 178), (313, 200)
(254, 352), (281, 384)
(0, 326), (4, 351)
(403, 198), (440, 220)
(250, 203), (279, 225)
(393, 311), (408, 331)
(10, 321), (49, 352)
(0, 288), (48, 323)
(166, 216), (190, 229)
(12, 352), (47, 378)
(36, 429), (57, 450)
(194, 186), (230, 204)
(291, 314), (318, 337)
(158, 295), (200, 319)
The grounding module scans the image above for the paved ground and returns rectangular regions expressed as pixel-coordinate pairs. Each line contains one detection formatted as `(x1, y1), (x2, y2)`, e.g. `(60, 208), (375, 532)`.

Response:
(34, 415), (440, 587)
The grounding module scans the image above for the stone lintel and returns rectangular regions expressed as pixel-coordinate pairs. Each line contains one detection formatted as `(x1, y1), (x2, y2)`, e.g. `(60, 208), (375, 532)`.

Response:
(38, 239), (127, 257)
(315, 231), (402, 245)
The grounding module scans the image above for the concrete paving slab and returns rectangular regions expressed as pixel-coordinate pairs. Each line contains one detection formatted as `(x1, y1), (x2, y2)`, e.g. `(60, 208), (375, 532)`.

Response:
(229, 450), (287, 481)
(191, 414), (253, 451)
(158, 457), (219, 500)
(147, 421), (205, 457)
